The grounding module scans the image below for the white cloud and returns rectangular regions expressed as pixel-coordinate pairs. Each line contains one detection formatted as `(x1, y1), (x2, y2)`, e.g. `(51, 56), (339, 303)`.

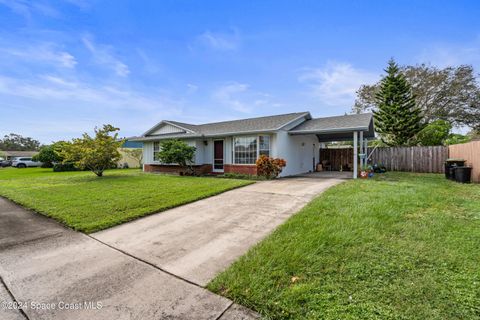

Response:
(197, 29), (241, 51)
(82, 35), (130, 77)
(64, 0), (90, 10)
(212, 82), (251, 113)
(0, 43), (77, 68)
(0, 0), (60, 18)
(417, 37), (480, 68)
(211, 83), (278, 113)
(299, 61), (379, 107)
(0, 74), (178, 112)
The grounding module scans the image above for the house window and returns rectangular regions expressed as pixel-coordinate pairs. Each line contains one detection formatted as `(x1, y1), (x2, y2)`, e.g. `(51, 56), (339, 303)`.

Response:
(233, 135), (271, 164)
(153, 141), (160, 161)
(234, 136), (257, 164)
(259, 135), (270, 157)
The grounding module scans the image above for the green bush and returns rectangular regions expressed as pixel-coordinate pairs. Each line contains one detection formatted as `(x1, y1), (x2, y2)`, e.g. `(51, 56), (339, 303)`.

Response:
(218, 173), (266, 180)
(53, 163), (80, 172)
(33, 142), (66, 168)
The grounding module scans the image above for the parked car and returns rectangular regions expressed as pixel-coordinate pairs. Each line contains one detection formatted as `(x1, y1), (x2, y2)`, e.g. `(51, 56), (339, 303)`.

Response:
(11, 157), (42, 168)
(1, 160), (12, 167)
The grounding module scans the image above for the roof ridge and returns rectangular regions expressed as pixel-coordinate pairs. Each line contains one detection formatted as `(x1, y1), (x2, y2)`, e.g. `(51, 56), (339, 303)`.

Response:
(309, 113), (373, 120)
(192, 111), (310, 126)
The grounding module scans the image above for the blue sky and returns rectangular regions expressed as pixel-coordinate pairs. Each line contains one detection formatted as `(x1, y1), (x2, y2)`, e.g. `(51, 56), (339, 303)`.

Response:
(1, 0), (479, 143)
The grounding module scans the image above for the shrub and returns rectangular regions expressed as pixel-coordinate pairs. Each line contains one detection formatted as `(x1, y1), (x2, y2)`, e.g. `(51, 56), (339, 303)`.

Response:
(53, 163), (80, 172)
(218, 173), (266, 181)
(158, 140), (196, 174)
(256, 155), (286, 179)
(33, 141), (67, 168)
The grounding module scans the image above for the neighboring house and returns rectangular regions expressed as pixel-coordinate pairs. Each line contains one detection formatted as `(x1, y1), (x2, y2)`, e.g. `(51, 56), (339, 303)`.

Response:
(118, 149), (143, 168)
(130, 112), (374, 178)
(122, 141), (143, 148)
(0, 150), (38, 160)
(117, 141), (144, 168)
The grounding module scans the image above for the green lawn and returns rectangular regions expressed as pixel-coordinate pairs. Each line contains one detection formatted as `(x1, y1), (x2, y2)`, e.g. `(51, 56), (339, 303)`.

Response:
(208, 173), (480, 319)
(0, 168), (252, 233)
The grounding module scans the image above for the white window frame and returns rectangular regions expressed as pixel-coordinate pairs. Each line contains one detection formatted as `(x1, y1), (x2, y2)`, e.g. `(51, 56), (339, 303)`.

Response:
(153, 141), (160, 162)
(232, 135), (271, 165)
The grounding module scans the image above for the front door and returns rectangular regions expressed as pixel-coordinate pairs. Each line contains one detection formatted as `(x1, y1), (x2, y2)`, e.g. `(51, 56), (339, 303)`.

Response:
(213, 140), (224, 172)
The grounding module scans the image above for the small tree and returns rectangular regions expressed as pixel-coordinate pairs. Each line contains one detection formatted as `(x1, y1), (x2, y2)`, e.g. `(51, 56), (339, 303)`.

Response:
(416, 120), (452, 146)
(256, 155), (286, 179)
(32, 141), (66, 167)
(157, 140), (196, 172)
(374, 59), (424, 146)
(61, 125), (123, 177)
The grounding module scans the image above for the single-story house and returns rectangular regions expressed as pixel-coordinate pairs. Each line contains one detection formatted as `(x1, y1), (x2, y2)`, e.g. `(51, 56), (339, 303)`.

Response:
(130, 112), (374, 178)
(0, 150), (38, 160)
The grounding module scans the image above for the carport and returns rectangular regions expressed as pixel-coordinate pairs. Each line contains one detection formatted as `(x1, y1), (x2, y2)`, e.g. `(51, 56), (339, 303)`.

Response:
(288, 113), (375, 179)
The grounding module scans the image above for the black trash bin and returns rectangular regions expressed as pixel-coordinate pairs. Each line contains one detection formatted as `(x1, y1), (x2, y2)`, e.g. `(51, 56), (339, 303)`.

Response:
(445, 159), (466, 180)
(455, 166), (472, 183)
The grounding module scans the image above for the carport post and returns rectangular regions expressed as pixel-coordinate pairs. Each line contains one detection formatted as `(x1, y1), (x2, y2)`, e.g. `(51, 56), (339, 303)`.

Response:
(359, 131), (364, 168)
(364, 138), (368, 165)
(353, 131), (358, 179)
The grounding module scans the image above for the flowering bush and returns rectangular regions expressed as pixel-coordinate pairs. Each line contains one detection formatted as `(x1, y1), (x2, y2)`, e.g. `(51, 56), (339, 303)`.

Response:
(256, 155), (287, 179)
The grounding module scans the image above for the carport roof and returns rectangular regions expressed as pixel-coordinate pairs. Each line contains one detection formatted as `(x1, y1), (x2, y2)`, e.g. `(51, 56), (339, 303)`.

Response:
(289, 113), (375, 142)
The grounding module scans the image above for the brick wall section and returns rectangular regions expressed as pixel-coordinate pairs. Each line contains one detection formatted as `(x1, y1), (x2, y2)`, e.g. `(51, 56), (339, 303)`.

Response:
(144, 164), (258, 175)
(224, 164), (257, 175)
(144, 164), (212, 175)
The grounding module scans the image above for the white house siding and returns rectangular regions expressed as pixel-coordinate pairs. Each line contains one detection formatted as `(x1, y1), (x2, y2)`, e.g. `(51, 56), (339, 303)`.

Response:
(224, 137), (232, 164)
(142, 132), (318, 177)
(150, 123), (185, 135)
(199, 137), (232, 165)
(142, 139), (198, 165)
(143, 141), (154, 165)
(275, 131), (318, 177)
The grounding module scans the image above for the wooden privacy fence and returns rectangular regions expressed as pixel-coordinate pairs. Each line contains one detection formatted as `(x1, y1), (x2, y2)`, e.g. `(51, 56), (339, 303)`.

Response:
(320, 146), (449, 173)
(367, 146), (448, 173)
(449, 141), (480, 182)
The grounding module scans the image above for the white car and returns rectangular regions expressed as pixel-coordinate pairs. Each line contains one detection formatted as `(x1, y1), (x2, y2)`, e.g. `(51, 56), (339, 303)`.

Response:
(11, 157), (42, 168)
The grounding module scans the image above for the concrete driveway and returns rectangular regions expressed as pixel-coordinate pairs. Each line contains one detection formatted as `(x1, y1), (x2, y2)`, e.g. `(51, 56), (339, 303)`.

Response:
(0, 176), (343, 320)
(92, 177), (343, 286)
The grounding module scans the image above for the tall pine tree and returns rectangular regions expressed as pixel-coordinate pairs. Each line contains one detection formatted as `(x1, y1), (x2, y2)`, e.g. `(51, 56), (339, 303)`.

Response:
(374, 59), (424, 146)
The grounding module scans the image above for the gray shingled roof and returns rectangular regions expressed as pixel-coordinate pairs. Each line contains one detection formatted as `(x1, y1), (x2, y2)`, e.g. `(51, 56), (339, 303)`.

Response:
(129, 112), (374, 141)
(289, 113), (373, 133)
(141, 112), (310, 137)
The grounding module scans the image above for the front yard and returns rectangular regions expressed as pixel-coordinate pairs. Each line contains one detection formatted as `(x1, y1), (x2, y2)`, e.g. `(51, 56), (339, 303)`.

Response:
(208, 173), (480, 319)
(0, 168), (251, 233)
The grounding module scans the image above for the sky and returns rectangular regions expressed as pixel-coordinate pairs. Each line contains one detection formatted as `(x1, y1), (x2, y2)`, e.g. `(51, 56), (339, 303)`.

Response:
(1, 0), (479, 143)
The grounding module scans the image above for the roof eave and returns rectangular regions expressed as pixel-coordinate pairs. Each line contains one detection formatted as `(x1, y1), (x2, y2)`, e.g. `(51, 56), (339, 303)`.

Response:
(129, 128), (280, 141)
(288, 126), (370, 135)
